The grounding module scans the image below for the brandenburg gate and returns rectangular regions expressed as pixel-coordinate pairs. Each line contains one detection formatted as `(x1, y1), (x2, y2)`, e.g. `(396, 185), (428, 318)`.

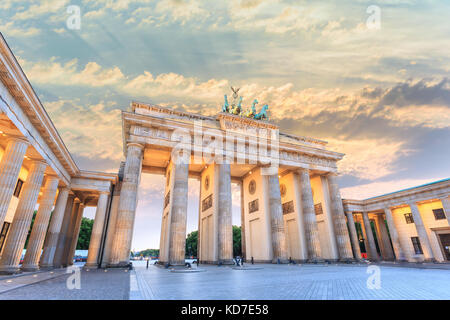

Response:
(102, 101), (354, 267)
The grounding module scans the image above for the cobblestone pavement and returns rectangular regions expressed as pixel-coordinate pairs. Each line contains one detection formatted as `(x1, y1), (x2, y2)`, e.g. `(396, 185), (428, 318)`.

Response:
(0, 267), (130, 300)
(0, 262), (449, 300)
(132, 262), (450, 300)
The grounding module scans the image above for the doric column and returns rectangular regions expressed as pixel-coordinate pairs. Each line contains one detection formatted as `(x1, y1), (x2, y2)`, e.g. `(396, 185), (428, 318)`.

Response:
(0, 160), (46, 274)
(65, 203), (84, 266)
(109, 143), (144, 266)
(297, 168), (322, 261)
(21, 176), (59, 271)
(52, 194), (75, 268)
(326, 173), (353, 261)
(267, 173), (288, 263)
(361, 211), (379, 261)
(85, 192), (109, 268)
(408, 202), (434, 261)
(168, 162), (189, 266)
(0, 137), (28, 228)
(345, 211), (362, 260)
(383, 208), (406, 261)
(100, 181), (122, 267)
(440, 196), (450, 225)
(217, 164), (233, 264)
(240, 181), (246, 261)
(61, 199), (80, 266)
(376, 214), (395, 260)
(39, 186), (70, 268)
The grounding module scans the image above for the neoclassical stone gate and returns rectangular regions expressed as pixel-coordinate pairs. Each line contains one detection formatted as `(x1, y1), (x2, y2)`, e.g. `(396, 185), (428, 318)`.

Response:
(101, 102), (355, 267)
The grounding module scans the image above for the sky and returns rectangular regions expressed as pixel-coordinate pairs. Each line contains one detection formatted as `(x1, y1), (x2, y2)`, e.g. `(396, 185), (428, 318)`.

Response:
(1, 0), (449, 250)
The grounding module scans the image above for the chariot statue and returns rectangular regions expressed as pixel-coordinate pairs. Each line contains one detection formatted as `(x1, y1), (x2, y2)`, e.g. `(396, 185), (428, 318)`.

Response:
(221, 87), (269, 120)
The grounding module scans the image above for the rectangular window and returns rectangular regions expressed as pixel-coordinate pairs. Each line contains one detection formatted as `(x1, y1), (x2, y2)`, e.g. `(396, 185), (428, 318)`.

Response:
(13, 179), (24, 198)
(404, 213), (414, 224)
(411, 236), (423, 254)
(314, 203), (323, 215)
(0, 222), (11, 253)
(432, 208), (446, 220)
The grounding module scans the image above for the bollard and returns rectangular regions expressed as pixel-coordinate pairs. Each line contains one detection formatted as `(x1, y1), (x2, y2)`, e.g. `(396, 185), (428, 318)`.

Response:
(146, 259), (149, 269)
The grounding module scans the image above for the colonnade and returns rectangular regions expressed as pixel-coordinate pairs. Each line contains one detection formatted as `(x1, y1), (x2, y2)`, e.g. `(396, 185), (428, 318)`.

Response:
(345, 197), (450, 262)
(104, 141), (356, 267)
(0, 136), (111, 274)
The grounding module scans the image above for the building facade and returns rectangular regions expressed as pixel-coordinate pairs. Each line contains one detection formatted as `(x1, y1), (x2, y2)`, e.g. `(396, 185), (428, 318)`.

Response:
(0, 33), (448, 274)
(343, 179), (450, 263)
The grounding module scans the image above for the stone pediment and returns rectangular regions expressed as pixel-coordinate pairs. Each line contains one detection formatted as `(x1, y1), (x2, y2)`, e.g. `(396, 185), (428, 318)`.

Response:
(217, 112), (278, 133)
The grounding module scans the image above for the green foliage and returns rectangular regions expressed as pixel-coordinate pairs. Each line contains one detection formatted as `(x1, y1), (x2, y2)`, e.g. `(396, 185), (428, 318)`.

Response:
(233, 225), (242, 257)
(76, 217), (94, 250)
(24, 210), (37, 249)
(138, 248), (159, 257)
(182, 226), (242, 258)
(185, 230), (198, 258)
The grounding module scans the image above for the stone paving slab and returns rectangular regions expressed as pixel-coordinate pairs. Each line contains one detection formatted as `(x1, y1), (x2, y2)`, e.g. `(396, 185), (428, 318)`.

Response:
(0, 268), (67, 294)
(0, 267), (131, 300)
(132, 262), (450, 300)
(0, 261), (449, 300)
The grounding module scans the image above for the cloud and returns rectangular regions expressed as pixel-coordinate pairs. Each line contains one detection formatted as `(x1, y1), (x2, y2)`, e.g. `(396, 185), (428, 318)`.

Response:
(327, 138), (414, 180)
(0, 22), (41, 37)
(340, 177), (447, 200)
(43, 99), (123, 164)
(20, 58), (125, 87)
(12, 0), (70, 21)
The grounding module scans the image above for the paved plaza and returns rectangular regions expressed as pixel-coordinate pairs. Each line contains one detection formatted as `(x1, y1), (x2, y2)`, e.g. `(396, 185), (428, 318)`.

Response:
(0, 261), (449, 300)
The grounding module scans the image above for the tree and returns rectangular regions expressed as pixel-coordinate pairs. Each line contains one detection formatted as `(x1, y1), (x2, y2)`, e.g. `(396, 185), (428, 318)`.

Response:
(76, 217), (94, 250)
(139, 249), (159, 257)
(185, 230), (198, 258)
(183, 226), (242, 258)
(24, 210), (37, 249)
(233, 225), (242, 257)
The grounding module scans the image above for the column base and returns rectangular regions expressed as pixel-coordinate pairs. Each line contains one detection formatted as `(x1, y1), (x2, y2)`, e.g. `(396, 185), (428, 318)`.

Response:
(83, 263), (99, 269)
(38, 265), (55, 270)
(307, 258), (326, 264)
(338, 258), (356, 264)
(107, 261), (132, 268)
(0, 266), (21, 275)
(272, 258), (289, 264)
(218, 259), (234, 265)
(20, 265), (39, 272)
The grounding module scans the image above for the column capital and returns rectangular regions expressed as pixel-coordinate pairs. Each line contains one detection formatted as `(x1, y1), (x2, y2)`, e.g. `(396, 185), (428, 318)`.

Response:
(126, 142), (145, 150)
(99, 191), (110, 195)
(297, 167), (310, 174)
(28, 158), (47, 167)
(73, 198), (81, 204)
(5, 135), (29, 145)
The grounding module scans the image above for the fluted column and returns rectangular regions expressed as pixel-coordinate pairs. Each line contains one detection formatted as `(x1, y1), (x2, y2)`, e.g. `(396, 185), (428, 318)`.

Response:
(408, 202), (434, 261)
(383, 208), (406, 261)
(168, 162), (189, 266)
(326, 173), (353, 261)
(440, 196), (450, 225)
(0, 160), (46, 274)
(39, 187), (70, 268)
(21, 176), (59, 271)
(345, 211), (362, 260)
(85, 192), (109, 268)
(267, 173), (288, 263)
(109, 143), (144, 266)
(65, 203), (84, 266)
(52, 194), (75, 268)
(362, 211), (379, 261)
(376, 214), (395, 260)
(0, 137), (28, 229)
(297, 168), (322, 261)
(217, 164), (233, 264)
